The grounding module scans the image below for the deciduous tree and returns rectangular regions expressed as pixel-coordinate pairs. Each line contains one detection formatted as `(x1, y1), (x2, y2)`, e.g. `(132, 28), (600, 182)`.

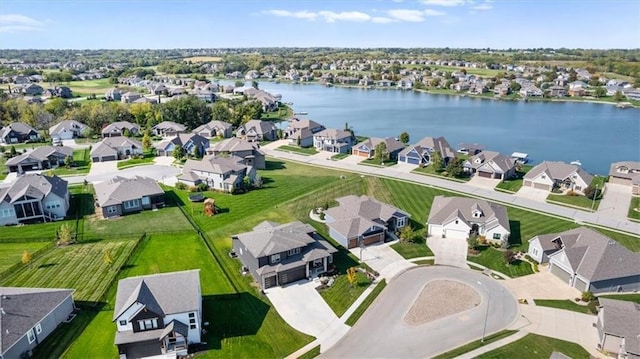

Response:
(399, 132), (410, 144)
(374, 142), (389, 163)
(21, 250), (32, 265)
(346, 267), (358, 288)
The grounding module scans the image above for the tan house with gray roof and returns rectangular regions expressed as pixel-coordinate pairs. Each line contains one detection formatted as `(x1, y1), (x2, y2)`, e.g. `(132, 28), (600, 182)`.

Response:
(324, 195), (410, 249)
(523, 161), (593, 194)
(609, 161), (640, 195)
(528, 227), (640, 293)
(94, 176), (164, 218)
(352, 137), (405, 160)
(463, 151), (516, 180)
(597, 298), (640, 359)
(232, 221), (337, 289)
(6, 146), (73, 174)
(236, 119), (277, 142)
(427, 196), (510, 245)
(152, 121), (186, 137)
(91, 137), (143, 162)
(101, 121), (140, 138)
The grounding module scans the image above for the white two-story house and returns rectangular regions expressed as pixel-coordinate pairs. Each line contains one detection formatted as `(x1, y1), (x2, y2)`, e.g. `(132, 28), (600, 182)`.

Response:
(312, 128), (354, 153)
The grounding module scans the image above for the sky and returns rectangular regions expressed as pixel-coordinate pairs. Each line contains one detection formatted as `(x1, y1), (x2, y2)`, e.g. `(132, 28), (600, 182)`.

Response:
(0, 0), (638, 49)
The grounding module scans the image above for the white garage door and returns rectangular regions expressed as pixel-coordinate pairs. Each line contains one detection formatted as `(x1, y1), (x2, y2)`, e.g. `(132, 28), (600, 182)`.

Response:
(444, 228), (468, 239)
(550, 263), (572, 284)
(574, 277), (588, 292)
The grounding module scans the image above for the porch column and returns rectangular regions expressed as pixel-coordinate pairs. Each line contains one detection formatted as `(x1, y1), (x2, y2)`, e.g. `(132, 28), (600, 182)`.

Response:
(306, 263), (310, 278)
(323, 257), (327, 272)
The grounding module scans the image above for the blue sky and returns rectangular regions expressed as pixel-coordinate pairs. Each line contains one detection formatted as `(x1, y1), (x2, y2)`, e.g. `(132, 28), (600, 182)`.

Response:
(0, 0), (638, 49)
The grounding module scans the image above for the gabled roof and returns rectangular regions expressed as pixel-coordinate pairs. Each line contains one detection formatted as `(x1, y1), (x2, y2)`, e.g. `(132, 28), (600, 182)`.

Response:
(598, 298), (640, 356)
(325, 195), (409, 239)
(289, 119), (323, 131)
(154, 133), (208, 152)
(354, 137), (404, 154)
(182, 155), (247, 177)
(94, 176), (163, 207)
(427, 195), (510, 233)
(152, 121), (186, 133)
(314, 128), (352, 140)
(113, 270), (201, 321)
(101, 121), (139, 134)
(465, 151), (515, 173)
(546, 227), (640, 282)
(209, 137), (262, 154)
(609, 161), (640, 181)
(240, 120), (276, 135)
(234, 221), (318, 258)
(0, 287), (74, 355)
(5, 146), (73, 166)
(49, 120), (88, 136)
(0, 173), (68, 204)
(398, 136), (456, 159)
(0, 122), (39, 137)
(193, 120), (232, 134)
(524, 161), (593, 184)
(90, 137), (143, 157)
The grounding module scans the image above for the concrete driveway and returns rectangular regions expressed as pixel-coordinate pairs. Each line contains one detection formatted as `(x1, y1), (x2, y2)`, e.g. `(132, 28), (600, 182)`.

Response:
(153, 156), (175, 166)
(426, 235), (469, 268)
(322, 266), (518, 359)
(88, 160), (118, 176)
(597, 182), (632, 220)
(265, 279), (348, 339)
(516, 185), (550, 202)
(502, 266), (580, 300)
(349, 242), (416, 280)
(467, 175), (500, 189)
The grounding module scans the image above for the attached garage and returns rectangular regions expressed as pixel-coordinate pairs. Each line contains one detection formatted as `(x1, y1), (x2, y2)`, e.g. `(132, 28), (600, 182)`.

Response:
(264, 275), (277, 289)
(534, 182), (551, 191)
(278, 266), (306, 286)
(574, 277), (588, 292)
(348, 238), (358, 249)
(609, 176), (631, 186)
(477, 171), (493, 178)
(400, 156), (420, 165)
(362, 232), (384, 246)
(92, 155), (117, 162)
(444, 228), (468, 239)
(550, 263), (572, 284)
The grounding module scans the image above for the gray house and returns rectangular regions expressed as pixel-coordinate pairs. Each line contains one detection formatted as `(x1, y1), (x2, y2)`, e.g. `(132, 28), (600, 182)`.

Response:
(313, 128), (354, 154)
(285, 119), (325, 148)
(609, 161), (640, 195)
(94, 176), (165, 218)
(527, 227), (640, 293)
(101, 121), (140, 138)
(523, 161), (593, 194)
(207, 137), (265, 169)
(0, 123), (40, 144)
(232, 221), (337, 289)
(0, 174), (70, 226)
(152, 121), (187, 138)
(113, 270), (202, 359)
(236, 120), (277, 142)
(463, 151), (516, 180)
(397, 136), (456, 166)
(596, 298), (640, 359)
(192, 120), (233, 139)
(178, 155), (256, 193)
(325, 195), (410, 249)
(90, 137), (143, 162)
(351, 137), (405, 160)
(0, 287), (75, 359)
(6, 146), (73, 174)
(154, 133), (209, 157)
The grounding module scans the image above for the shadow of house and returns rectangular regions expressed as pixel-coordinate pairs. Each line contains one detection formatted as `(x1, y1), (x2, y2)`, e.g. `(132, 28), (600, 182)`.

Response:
(507, 220), (521, 247)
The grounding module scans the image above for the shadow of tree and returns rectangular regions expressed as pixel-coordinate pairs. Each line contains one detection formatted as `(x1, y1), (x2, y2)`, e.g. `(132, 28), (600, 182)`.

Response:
(508, 220), (522, 247)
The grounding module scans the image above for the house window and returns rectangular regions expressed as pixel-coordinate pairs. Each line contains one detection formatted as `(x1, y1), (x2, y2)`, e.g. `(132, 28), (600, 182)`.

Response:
(455, 220), (459, 224)
(27, 329), (35, 344)
(493, 233), (501, 240)
(123, 199), (140, 210)
(190, 324), (197, 330)
(271, 253), (281, 263)
(190, 318), (196, 324)
(189, 312), (195, 318)
(396, 217), (406, 228)
(287, 248), (301, 256)
(119, 320), (127, 326)
(138, 318), (158, 330)
(35, 323), (42, 334)
(45, 201), (61, 210)
(0, 208), (14, 217)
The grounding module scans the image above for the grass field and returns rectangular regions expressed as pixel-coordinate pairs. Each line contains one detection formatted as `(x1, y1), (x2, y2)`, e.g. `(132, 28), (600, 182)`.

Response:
(116, 151), (156, 169)
(63, 79), (114, 96)
(599, 293), (640, 304)
(495, 165), (532, 193)
(0, 241), (52, 273)
(345, 279), (387, 326)
(318, 272), (371, 317)
(83, 206), (192, 239)
(51, 148), (92, 175)
(390, 240), (433, 258)
(467, 247), (534, 277)
(629, 196), (640, 221)
(432, 329), (519, 359)
(1, 238), (138, 302)
(275, 145), (318, 156)
(183, 56), (223, 63)
(476, 333), (590, 359)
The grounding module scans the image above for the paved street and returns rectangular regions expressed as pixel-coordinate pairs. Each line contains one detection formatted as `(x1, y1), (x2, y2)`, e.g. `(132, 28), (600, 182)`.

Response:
(322, 266), (518, 359)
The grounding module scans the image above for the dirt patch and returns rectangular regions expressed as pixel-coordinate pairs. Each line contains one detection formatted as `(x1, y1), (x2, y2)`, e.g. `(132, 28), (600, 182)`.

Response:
(404, 280), (480, 326)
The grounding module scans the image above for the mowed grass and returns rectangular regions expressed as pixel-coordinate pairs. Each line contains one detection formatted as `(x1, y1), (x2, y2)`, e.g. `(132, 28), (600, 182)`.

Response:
(0, 241), (52, 273)
(533, 299), (595, 315)
(63, 78), (114, 95)
(629, 196), (640, 221)
(275, 145), (318, 156)
(83, 206), (192, 239)
(467, 247), (534, 277)
(598, 293), (640, 304)
(432, 329), (519, 359)
(0, 218), (77, 241)
(116, 151), (156, 169)
(476, 333), (590, 359)
(51, 148), (92, 175)
(495, 165), (532, 193)
(1, 238), (137, 302)
(318, 272), (371, 317)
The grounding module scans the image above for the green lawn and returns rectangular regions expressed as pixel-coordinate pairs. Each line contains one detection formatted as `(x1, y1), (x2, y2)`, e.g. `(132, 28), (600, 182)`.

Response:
(476, 333), (590, 359)
(116, 151), (156, 169)
(412, 164), (470, 182)
(0, 241), (53, 273)
(533, 299), (596, 314)
(51, 148), (92, 175)
(546, 176), (607, 211)
(83, 206), (192, 239)
(0, 155), (6, 180)
(0, 142), (48, 151)
(599, 293), (640, 304)
(275, 145), (319, 156)
(1, 238), (138, 302)
(63, 78), (114, 96)
(330, 153), (350, 160)
(261, 104), (293, 121)
(413, 259), (435, 265)
(629, 196), (640, 221)
(467, 247), (534, 277)
(359, 158), (397, 167)
(495, 165), (532, 193)
(318, 272), (371, 317)
(345, 279), (387, 326)
(297, 345), (321, 359)
(390, 240), (433, 258)
(432, 329), (519, 359)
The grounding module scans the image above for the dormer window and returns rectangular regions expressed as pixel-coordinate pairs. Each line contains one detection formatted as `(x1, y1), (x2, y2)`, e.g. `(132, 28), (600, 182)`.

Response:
(472, 210), (483, 218)
(287, 248), (301, 256)
(138, 318), (158, 331)
(119, 320), (127, 326)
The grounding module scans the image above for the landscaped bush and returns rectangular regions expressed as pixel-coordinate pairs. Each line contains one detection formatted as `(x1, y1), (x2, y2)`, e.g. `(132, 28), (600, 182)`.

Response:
(197, 182), (208, 192)
(174, 182), (187, 190)
(581, 291), (595, 302)
(188, 185), (199, 192)
(566, 190), (578, 196)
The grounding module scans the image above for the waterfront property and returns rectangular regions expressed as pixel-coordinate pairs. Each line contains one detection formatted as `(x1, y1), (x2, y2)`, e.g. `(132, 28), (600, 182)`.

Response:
(48, 120), (89, 140)
(192, 120), (233, 139)
(154, 133), (209, 157)
(0, 122), (40, 144)
(0, 287), (75, 359)
(0, 173), (69, 225)
(94, 176), (165, 218)
(232, 221), (337, 289)
(463, 150), (516, 180)
(101, 121), (140, 138)
(5, 146), (73, 174)
(523, 161), (593, 194)
(91, 137), (143, 162)
(427, 196), (510, 245)
(206, 137), (265, 169)
(398, 136), (456, 166)
(284, 118), (325, 147)
(596, 298), (640, 359)
(152, 121), (187, 137)
(113, 270), (202, 359)
(324, 195), (409, 249)
(527, 227), (640, 293)
(236, 119), (277, 142)
(178, 155), (255, 193)
(313, 128), (354, 153)
(351, 137), (404, 160)
(609, 161), (640, 195)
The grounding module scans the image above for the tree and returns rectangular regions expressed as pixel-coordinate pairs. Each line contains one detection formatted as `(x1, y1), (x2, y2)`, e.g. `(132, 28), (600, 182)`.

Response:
(234, 80), (245, 88)
(57, 223), (74, 246)
(212, 101), (232, 123)
(243, 175), (252, 189)
(430, 151), (444, 172)
(21, 250), (32, 266)
(430, 78), (441, 88)
(252, 80), (259, 89)
(346, 267), (358, 288)
(468, 234), (479, 250)
(374, 142), (389, 163)
(504, 249), (516, 265)
(64, 154), (74, 168)
(445, 158), (465, 178)
(399, 132), (410, 144)
(399, 225), (417, 243)
(142, 130), (152, 152)
(123, 128), (131, 137)
(510, 80), (522, 92)
(44, 97), (68, 117)
(613, 91), (625, 102)
(192, 145), (202, 159)
(594, 86), (606, 98)
(103, 249), (114, 265)
(584, 184), (601, 200)
(9, 145), (17, 157)
(173, 145), (185, 160)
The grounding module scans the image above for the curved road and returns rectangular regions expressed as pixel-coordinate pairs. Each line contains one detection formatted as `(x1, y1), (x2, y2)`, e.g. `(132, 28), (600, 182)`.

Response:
(321, 266), (518, 359)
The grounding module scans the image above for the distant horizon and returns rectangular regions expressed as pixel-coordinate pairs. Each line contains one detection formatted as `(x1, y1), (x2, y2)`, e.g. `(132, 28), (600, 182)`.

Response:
(1, 47), (639, 51)
(1, 0), (638, 49)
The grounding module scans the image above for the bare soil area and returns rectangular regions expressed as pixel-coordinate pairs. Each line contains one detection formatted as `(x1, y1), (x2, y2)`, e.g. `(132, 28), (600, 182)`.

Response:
(404, 280), (480, 326)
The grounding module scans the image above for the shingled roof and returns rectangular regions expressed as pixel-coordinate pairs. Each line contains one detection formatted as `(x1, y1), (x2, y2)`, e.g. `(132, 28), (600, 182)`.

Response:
(0, 173), (68, 204)
(464, 151), (515, 173)
(233, 221), (317, 258)
(524, 161), (593, 184)
(94, 176), (163, 207)
(325, 195), (409, 239)
(5, 146), (73, 166)
(427, 195), (510, 233)
(598, 298), (640, 357)
(398, 136), (456, 160)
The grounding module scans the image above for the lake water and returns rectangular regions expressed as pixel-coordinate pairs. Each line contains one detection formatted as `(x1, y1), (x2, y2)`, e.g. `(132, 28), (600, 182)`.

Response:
(223, 81), (640, 174)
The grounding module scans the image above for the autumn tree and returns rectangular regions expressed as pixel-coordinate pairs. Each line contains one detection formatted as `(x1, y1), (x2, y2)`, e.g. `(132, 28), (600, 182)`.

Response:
(56, 223), (75, 246)
(346, 267), (358, 288)
(21, 250), (32, 266)
(142, 129), (152, 152)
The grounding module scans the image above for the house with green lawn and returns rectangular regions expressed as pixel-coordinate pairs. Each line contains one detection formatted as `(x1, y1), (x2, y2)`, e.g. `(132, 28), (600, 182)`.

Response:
(5, 146), (73, 174)
(94, 176), (165, 218)
(0, 173), (69, 225)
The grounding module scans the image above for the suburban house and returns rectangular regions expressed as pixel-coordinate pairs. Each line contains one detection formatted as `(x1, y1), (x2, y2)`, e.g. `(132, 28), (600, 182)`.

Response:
(463, 151), (517, 180)
(313, 128), (354, 154)
(236, 120), (277, 142)
(0, 174), (70, 226)
(5, 146), (73, 174)
(121, 92), (141, 103)
(351, 137), (405, 160)
(94, 176), (165, 218)
(192, 120), (233, 139)
(44, 86), (72, 98)
(232, 221), (337, 289)
(548, 85), (567, 97)
(0, 122), (40, 144)
(178, 155), (256, 193)
(152, 121), (187, 137)
(154, 133), (209, 157)
(523, 161), (593, 193)
(324, 195), (410, 249)
(112, 270), (202, 359)
(527, 227), (640, 293)
(284, 119), (325, 148)
(427, 196), (510, 245)
(49, 120), (89, 140)
(206, 138), (265, 169)
(596, 298), (640, 359)
(21, 84), (44, 96)
(397, 136), (456, 166)
(101, 121), (140, 138)
(90, 137), (143, 162)
(609, 161), (640, 195)
(105, 88), (122, 101)
(0, 287), (75, 359)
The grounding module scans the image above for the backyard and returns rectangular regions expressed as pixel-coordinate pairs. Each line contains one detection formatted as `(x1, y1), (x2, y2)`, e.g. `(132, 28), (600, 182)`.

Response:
(51, 148), (92, 175)
(116, 151), (156, 169)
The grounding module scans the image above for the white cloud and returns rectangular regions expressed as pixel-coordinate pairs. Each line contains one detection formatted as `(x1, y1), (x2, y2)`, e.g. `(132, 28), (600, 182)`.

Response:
(317, 11), (371, 22)
(420, 0), (466, 6)
(424, 9), (446, 16)
(0, 14), (46, 33)
(388, 9), (426, 22)
(372, 16), (396, 24)
(471, 3), (493, 10)
(264, 10), (318, 20)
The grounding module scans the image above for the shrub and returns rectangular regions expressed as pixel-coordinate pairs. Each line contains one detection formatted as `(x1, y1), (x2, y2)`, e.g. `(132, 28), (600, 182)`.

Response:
(566, 190), (578, 196)
(188, 185), (199, 192)
(175, 182), (187, 190)
(587, 300), (599, 314)
(581, 291), (595, 302)
(584, 185), (601, 200)
(319, 212), (325, 220)
(197, 182), (208, 192)
(504, 249), (516, 264)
